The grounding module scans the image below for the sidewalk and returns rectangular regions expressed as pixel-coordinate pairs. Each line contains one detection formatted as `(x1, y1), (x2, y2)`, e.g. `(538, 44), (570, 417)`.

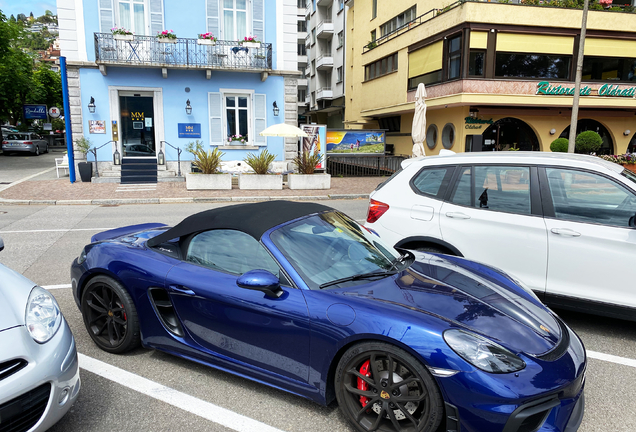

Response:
(0, 176), (385, 205)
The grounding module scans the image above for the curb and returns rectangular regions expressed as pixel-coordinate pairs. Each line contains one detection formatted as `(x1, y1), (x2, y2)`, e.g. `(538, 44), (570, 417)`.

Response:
(0, 194), (370, 206)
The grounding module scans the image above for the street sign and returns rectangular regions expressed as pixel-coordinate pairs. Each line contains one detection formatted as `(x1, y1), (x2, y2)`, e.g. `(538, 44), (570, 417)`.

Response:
(23, 104), (48, 120)
(48, 107), (61, 118)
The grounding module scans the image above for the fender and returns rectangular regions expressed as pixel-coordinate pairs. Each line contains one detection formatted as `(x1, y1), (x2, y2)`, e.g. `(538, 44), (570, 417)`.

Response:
(394, 236), (463, 257)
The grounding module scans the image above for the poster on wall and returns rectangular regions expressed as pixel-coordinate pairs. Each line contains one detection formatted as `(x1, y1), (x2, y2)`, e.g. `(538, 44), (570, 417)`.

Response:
(89, 120), (106, 134)
(300, 124), (327, 170)
(326, 130), (386, 154)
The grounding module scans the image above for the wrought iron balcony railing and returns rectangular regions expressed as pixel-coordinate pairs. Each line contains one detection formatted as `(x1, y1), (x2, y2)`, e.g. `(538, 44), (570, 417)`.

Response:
(95, 33), (272, 71)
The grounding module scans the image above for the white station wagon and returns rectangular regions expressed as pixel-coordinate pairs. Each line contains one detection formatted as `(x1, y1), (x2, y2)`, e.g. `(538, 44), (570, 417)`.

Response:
(365, 151), (636, 320)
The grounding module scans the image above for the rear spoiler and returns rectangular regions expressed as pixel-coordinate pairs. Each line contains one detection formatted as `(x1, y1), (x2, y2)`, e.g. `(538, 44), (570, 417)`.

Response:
(91, 223), (167, 243)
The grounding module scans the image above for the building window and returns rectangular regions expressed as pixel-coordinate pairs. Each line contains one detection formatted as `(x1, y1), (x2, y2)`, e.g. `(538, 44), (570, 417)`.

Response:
(117, 0), (147, 35)
(469, 50), (485, 77)
(365, 53), (398, 81)
(378, 116), (401, 133)
(298, 43), (306, 56)
(495, 53), (571, 79)
(297, 0), (306, 8)
(337, 31), (343, 48)
(311, 59), (315, 75)
(297, 20), (307, 32)
(447, 34), (461, 80)
(299, 66), (306, 78)
(337, 66), (343, 83)
(311, 29), (316, 44)
(441, 123), (456, 149)
(225, 93), (250, 141)
(298, 89), (306, 102)
(372, 0), (377, 19)
(380, 6), (416, 38)
(223, 0), (249, 41)
(370, 30), (376, 42)
(582, 56), (636, 82)
(408, 70), (441, 90)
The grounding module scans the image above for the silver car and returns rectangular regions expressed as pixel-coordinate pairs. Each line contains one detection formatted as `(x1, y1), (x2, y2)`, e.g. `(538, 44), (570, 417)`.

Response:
(0, 237), (80, 431)
(1, 133), (49, 155)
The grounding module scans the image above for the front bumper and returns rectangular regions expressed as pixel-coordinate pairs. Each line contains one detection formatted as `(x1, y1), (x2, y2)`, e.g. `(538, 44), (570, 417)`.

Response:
(0, 318), (81, 432)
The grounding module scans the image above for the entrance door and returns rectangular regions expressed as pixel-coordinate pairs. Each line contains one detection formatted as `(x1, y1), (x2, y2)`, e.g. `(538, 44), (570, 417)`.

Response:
(119, 92), (156, 157)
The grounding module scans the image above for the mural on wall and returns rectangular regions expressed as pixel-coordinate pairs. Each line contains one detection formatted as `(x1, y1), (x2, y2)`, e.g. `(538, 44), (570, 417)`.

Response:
(326, 130), (385, 154)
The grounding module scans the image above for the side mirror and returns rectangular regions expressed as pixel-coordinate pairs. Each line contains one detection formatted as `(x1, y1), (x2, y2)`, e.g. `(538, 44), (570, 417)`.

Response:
(236, 269), (284, 299)
(0, 237), (4, 252)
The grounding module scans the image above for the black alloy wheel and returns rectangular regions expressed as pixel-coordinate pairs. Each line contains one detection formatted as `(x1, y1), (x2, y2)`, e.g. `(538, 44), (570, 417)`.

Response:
(81, 275), (140, 354)
(335, 342), (443, 432)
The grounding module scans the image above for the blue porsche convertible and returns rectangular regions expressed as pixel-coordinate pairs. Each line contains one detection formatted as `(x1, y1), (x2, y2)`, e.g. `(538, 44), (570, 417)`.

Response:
(71, 201), (586, 432)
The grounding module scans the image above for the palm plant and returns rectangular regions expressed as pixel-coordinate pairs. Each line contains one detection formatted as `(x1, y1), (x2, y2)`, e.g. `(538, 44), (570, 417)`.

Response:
(244, 149), (276, 174)
(292, 150), (322, 174)
(186, 140), (225, 174)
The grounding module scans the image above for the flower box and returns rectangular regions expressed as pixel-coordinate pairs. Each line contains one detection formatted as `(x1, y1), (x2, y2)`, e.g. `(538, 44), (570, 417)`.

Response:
(197, 39), (216, 46)
(288, 173), (331, 190)
(241, 42), (261, 49)
(113, 34), (134, 41)
(238, 174), (282, 190)
(158, 38), (178, 44)
(186, 173), (232, 190)
(621, 164), (636, 174)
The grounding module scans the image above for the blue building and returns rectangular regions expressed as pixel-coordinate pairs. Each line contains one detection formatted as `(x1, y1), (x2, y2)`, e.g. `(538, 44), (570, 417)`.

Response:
(57, 0), (300, 182)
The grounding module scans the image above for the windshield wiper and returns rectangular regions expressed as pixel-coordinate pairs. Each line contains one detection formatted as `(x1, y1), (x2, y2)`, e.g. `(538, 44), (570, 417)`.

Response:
(319, 270), (398, 289)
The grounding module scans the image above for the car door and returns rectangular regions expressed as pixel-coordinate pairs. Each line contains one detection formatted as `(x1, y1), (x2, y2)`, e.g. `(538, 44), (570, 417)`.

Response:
(541, 167), (636, 309)
(439, 164), (548, 294)
(165, 229), (312, 384)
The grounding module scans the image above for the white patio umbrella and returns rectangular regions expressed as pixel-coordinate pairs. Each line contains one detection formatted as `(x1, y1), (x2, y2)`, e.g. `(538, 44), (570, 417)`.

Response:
(411, 83), (427, 158)
(259, 123), (308, 138)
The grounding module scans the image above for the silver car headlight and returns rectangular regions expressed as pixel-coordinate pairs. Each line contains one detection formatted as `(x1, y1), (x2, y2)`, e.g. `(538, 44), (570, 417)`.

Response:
(25, 286), (62, 343)
(443, 329), (526, 374)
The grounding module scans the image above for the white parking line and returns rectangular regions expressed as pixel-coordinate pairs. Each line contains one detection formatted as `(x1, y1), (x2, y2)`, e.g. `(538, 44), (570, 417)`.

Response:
(0, 228), (114, 234)
(78, 353), (287, 432)
(43, 284), (72, 290)
(0, 167), (56, 192)
(587, 350), (636, 369)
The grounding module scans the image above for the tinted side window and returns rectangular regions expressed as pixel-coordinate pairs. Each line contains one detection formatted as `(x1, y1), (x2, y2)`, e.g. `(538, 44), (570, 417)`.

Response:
(411, 167), (453, 198)
(474, 166), (531, 215)
(186, 230), (279, 275)
(450, 167), (471, 206)
(546, 168), (636, 227)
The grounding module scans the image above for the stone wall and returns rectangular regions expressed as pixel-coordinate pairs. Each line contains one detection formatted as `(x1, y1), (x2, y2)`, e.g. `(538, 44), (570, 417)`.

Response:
(284, 76), (299, 161)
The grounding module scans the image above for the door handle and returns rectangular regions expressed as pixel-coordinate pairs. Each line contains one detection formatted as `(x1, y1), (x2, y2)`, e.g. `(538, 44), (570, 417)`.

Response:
(550, 228), (581, 237)
(445, 212), (471, 220)
(169, 285), (196, 296)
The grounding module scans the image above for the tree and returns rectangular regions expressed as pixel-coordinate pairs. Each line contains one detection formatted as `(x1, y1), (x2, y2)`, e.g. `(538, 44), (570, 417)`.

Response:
(9, 15), (15, 23)
(16, 13), (27, 23)
(27, 64), (62, 109)
(575, 131), (602, 154)
(45, 10), (53, 16)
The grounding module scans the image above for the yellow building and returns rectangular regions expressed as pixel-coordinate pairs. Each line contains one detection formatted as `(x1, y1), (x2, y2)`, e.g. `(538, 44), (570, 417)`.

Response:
(344, 0), (636, 156)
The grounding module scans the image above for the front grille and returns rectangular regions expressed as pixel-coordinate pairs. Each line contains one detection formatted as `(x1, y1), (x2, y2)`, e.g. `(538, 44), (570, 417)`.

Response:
(0, 383), (50, 432)
(536, 317), (570, 362)
(0, 360), (27, 381)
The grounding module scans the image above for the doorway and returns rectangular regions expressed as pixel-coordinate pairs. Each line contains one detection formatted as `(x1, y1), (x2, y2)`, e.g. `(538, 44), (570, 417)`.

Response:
(482, 117), (540, 152)
(119, 92), (156, 158)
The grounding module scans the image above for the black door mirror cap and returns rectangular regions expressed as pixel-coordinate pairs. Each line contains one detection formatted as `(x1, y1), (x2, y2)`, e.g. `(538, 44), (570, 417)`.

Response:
(236, 269), (284, 298)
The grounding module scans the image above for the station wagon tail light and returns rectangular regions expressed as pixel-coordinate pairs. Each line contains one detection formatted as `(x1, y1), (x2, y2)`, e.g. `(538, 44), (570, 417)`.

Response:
(23, 141), (33, 144)
(367, 199), (389, 223)
(1, 141), (7, 144)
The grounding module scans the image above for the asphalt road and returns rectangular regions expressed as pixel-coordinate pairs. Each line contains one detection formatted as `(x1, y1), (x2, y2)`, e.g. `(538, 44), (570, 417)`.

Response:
(0, 201), (635, 432)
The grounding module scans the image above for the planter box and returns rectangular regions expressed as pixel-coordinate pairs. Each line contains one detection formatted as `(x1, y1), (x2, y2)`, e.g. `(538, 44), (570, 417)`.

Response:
(238, 174), (282, 190)
(241, 42), (261, 48)
(78, 162), (93, 182)
(186, 173), (232, 190)
(113, 34), (134, 41)
(288, 173), (331, 190)
(197, 39), (216, 45)
(621, 164), (636, 173)
(158, 38), (178, 44)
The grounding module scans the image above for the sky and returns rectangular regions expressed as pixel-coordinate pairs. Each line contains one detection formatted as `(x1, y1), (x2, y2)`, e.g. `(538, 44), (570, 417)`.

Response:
(0, 0), (56, 18)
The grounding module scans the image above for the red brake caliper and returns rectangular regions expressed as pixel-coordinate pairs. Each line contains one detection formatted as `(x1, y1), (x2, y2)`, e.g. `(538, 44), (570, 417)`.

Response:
(358, 360), (371, 407)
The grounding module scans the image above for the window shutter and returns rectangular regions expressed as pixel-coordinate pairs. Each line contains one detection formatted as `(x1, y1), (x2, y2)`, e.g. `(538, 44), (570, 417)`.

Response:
(206, 0), (219, 37)
(252, 0), (264, 43)
(254, 93), (266, 145)
(149, 0), (164, 36)
(99, 0), (114, 33)
(209, 92), (224, 146)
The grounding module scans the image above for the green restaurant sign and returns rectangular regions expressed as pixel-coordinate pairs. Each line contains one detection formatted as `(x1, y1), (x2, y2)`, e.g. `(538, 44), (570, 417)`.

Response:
(536, 81), (636, 97)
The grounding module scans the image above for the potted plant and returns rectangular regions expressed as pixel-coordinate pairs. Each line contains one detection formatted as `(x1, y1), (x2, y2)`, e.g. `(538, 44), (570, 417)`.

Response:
(366, 41), (377, 50)
(288, 150), (331, 190)
(185, 140), (231, 190)
(238, 149), (282, 190)
(75, 136), (93, 182)
(111, 27), (133, 41)
(227, 134), (247, 145)
(239, 36), (261, 48)
(598, 154), (636, 173)
(575, 131), (602, 154)
(157, 29), (177, 43)
(550, 138), (569, 153)
(197, 32), (217, 45)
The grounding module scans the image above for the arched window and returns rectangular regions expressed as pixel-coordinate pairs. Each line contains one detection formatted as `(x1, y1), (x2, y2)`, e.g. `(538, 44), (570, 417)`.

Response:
(559, 119), (614, 155)
(482, 118), (540, 152)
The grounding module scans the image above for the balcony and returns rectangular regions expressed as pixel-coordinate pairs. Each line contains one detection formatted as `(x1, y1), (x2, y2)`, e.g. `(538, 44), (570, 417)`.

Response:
(316, 19), (334, 39)
(317, 0), (331, 6)
(316, 87), (333, 100)
(316, 53), (333, 70)
(297, 30), (308, 41)
(94, 33), (272, 72)
(305, 3), (311, 17)
(305, 34), (311, 46)
(298, 54), (308, 64)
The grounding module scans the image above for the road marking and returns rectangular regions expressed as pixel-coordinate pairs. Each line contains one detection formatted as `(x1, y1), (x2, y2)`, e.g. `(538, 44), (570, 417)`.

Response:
(78, 353), (287, 432)
(0, 228), (114, 234)
(588, 350), (636, 369)
(0, 167), (56, 192)
(43, 284), (72, 290)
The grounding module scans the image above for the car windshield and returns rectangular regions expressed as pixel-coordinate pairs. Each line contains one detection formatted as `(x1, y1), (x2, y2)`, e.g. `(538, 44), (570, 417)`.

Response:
(269, 211), (406, 290)
(6, 134), (28, 140)
(622, 168), (636, 186)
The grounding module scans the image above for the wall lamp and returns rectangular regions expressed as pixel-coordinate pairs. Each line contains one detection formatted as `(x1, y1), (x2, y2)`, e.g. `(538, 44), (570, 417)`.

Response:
(549, 128), (557, 135)
(185, 99), (192, 115)
(625, 129), (631, 136)
(469, 107), (479, 118)
(273, 101), (279, 116)
(88, 96), (96, 114)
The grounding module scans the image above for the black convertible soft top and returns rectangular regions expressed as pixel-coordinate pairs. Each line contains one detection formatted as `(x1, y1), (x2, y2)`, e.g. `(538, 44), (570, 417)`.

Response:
(146, 200), (331, 247)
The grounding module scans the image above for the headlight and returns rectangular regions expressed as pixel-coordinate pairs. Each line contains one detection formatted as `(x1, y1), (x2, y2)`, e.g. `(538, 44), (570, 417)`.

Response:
(78, 247), (87, 264)
(25, 287), (62, 343)
(443, 329), (526, 374)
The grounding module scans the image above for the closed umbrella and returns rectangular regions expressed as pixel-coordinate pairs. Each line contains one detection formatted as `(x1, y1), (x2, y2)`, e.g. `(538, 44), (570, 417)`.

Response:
(259, 123), (308, 137)
(411, 83), (427, 158)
